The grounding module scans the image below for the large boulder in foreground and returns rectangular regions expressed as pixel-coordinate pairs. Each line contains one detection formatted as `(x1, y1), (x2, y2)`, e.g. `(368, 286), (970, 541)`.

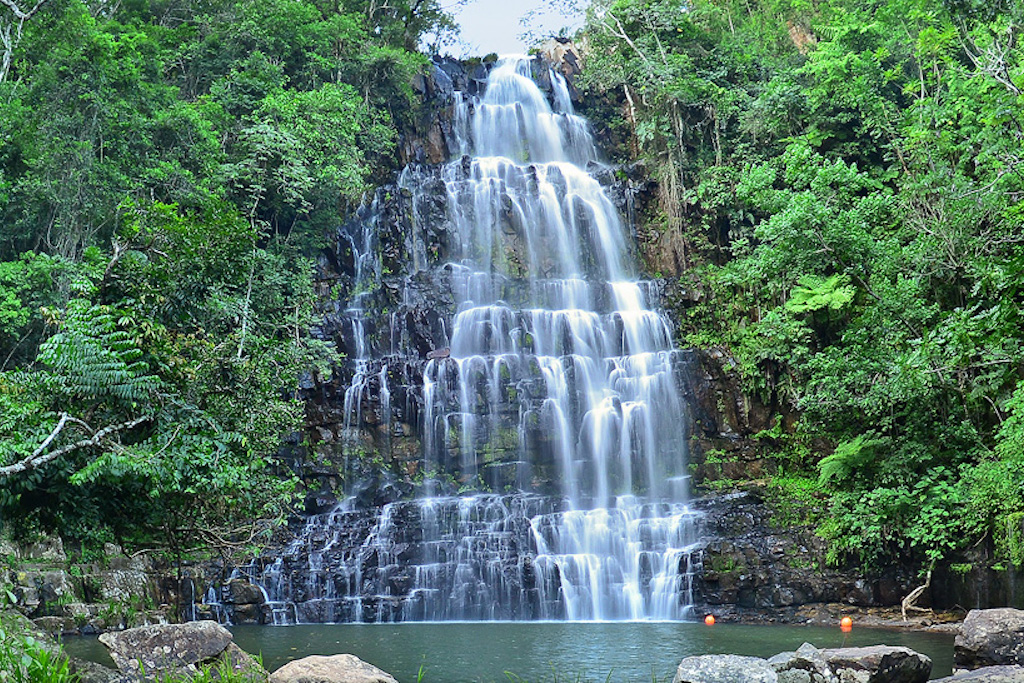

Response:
(270, 654), (398, 683)
(673, 654), (779, 683)
(99, 621), (266, 680)
(934, 666), (1024, 682)
(956, 609), (1024, 669)
(673, 644), (930, 683)
(822, 646), (931, 683)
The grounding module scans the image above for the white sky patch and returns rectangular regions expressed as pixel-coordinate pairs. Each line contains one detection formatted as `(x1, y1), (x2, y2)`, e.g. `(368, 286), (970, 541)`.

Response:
(435, 0), (586, 57)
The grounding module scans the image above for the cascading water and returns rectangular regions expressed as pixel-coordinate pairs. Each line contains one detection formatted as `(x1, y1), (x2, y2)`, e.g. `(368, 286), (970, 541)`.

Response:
(239, 56), (703, 623)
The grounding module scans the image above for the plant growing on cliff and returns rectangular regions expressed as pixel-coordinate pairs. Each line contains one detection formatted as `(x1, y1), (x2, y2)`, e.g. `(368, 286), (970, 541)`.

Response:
(579, 0), (1024, 569)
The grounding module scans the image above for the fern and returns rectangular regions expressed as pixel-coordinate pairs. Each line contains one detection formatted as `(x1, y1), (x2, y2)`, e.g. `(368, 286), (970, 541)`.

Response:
(37, 298), (162, 405)
(817, 435), (885, 486)
(785, 274), (856, 314)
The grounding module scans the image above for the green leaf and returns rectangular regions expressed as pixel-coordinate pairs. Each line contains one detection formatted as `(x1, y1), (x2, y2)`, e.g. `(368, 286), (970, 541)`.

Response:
(785, 274), (856, 314)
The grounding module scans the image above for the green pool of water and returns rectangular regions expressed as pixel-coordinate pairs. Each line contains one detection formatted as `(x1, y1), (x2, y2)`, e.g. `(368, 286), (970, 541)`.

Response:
(64, 621), (955, 682)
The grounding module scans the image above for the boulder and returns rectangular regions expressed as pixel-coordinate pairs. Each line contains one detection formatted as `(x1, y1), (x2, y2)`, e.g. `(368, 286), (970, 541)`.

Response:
(98, 621), (233, 674)
(934, 667), (1024, 683)
(270, 654), (398, 683)
(822, 646), (931, 683)
(98, 568), (151, 604)
(227, 579), (266, 605)
(933, 667), (1024, 683)
(956, 609), (1024, 669)
(38, 569), (76, 605)
(33, 615), (79, 637)
(68, 658), (128, 683)
(220, 643), (270, 681)
(769, 642), (837, 683)
(673, 654), (778, 683)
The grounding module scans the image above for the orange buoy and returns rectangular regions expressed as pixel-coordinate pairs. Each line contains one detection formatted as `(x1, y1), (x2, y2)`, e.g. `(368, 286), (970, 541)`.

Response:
(840, 616), (853, 631)
(704, 614), (716, 626)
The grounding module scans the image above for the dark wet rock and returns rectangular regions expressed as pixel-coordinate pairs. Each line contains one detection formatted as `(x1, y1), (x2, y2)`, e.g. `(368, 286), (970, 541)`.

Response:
(934, 666), (1024, 683)
(956, 609), (1024, 669)
(673, 654), (779, 683)
(822, 645), (931, 683)
(305, 491), (340, 515)
(426, 347), (450, 359)
(34, 615), (79, 637)
(226, 579), (265, 606)
(69, 658), (126, 683)
(691, 492), (915, 612)
(269, 654), (398, 683)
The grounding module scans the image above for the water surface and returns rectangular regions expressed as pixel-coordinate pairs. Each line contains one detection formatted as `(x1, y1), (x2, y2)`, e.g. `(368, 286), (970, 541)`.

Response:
(66, 622), (955, 682)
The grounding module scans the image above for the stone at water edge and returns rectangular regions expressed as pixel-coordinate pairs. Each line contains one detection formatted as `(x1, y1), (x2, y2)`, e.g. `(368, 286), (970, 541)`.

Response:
(67, 659), (128, 683)
(673, 654), (779, 683)
(956, 609), (1024, 669)
(270, 654), (399, 683)
(205, 642), (270, 681)
(933, 666), (1024, 682)
(822, 645), (931, 683)
(672, 645), (932, 683)
(768, 642), (838, 683)
(99, 621), (231, 673)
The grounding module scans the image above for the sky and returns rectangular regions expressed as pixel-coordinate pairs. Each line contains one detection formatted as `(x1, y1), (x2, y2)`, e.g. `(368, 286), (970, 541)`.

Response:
(440, 0), (586, 57)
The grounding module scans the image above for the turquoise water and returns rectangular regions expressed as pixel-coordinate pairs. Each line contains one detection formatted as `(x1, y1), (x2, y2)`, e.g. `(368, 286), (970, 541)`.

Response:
(64, 622), (955, 682)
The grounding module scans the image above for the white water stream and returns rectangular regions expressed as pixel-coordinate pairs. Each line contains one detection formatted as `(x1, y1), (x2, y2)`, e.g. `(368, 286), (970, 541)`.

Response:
(238, 56), (702, 623)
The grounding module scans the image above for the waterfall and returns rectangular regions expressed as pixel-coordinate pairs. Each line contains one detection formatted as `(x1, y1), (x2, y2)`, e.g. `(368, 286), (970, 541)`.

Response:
(241, 56), (702, 623)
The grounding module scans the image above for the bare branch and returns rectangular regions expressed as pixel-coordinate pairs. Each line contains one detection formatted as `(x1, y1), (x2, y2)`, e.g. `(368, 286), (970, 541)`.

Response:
(959, 22), (1022, 96)
(0, 0), (47, 82)
(0, 414), (151, 478)
(601, 10), (651, 64)
(901, 568), (932, 621)
(0, 0), (46, 22)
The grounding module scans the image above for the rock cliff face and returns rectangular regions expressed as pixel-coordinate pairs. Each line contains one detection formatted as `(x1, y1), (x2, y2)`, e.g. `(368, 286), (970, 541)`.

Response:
(222, 46), (929, 625)
(290, 46), (787, 518)
(692, 493), (916, 618)
(289, 45), (664, 510)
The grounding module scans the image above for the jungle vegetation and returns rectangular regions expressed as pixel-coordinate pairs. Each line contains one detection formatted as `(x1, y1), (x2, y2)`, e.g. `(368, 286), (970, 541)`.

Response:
(0, 0), (453, 557)
(580, 0), (1024, 569)
(1, 0), (1023, 578)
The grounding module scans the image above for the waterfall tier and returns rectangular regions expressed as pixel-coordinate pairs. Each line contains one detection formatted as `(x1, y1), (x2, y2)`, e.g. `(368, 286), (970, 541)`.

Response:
(244, 56), (703, 623)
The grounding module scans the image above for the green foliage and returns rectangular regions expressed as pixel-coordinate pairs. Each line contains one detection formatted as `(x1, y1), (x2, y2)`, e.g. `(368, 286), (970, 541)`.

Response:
(38, 297), (162, 405)
(995, 382), (1024, 462)
(785, 274), (855, 314)
(765, 473), (825, 527)
(0, 0), (447, 556)
(0, 616), (75, 683)
(818, 467), (966, 565)
(583, 0), (1024, 567)
(816, 435), (885, 486)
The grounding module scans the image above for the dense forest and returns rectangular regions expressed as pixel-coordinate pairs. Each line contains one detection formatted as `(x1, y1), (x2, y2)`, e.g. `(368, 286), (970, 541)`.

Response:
(0, 0), (453, 555)
(1, 0), (1023, 580)
(579, 0), (1024, 570)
